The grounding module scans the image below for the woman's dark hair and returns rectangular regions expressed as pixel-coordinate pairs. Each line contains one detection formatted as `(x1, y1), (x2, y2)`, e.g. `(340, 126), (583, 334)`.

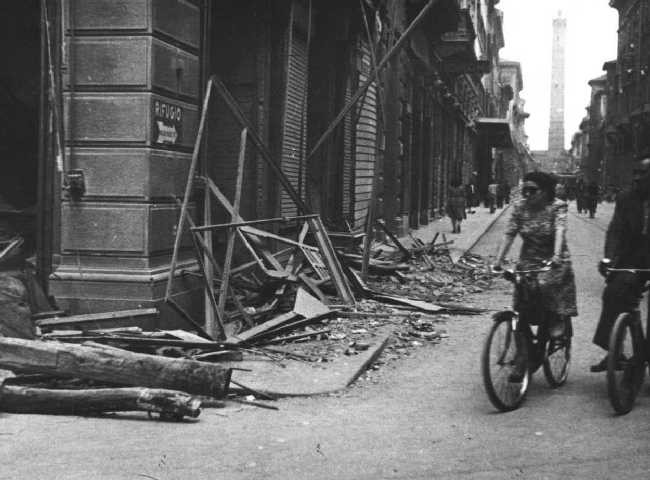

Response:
(523, 171), (557, 201)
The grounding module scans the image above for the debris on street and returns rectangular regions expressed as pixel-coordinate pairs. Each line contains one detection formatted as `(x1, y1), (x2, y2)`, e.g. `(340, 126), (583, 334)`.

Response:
(0, 217), (494, 420)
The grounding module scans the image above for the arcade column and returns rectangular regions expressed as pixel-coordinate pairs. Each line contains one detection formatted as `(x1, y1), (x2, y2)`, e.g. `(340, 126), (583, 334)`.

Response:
(49, 0), (204, 324)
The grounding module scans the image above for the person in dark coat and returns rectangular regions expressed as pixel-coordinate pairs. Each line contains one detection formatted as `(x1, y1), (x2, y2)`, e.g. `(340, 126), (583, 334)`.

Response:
(575, 178), (585, 214)
(590, 157), (650, 372)
(585, 182), (599, 218)
(503, 181), (511, 204)
(465, 183), (477, 213)
(447, 178), (467, 233)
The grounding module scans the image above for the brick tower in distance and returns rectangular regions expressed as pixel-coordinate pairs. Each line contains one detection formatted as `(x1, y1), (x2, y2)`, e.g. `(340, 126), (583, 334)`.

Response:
(548, 11), (567, 159)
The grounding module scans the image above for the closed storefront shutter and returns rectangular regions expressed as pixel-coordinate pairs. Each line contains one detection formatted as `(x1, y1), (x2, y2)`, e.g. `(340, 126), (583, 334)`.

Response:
(353, 40), (378, 229)
(342, 77), (354, 223)
(280, 8), (309, 218)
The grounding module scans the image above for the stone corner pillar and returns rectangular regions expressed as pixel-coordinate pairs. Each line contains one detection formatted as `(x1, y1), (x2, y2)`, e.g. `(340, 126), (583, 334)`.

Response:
(49, 0), (205, 324)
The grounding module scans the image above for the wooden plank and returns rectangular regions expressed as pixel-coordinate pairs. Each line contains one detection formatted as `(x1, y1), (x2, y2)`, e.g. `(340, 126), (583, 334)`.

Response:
(298, 273), (327, 303)
(217, 128), (248, 327)
(35, 308), (159, 328)
(307, 216), (355, 305)
(165, 77), (214, 302)
(227, 312), (298, 344)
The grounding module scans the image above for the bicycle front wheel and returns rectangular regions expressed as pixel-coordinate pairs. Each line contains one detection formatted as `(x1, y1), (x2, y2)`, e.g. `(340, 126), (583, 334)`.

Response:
(607, 312), (645, 415)
(481, 316), (529, 412)
(543, 317), (572, 387)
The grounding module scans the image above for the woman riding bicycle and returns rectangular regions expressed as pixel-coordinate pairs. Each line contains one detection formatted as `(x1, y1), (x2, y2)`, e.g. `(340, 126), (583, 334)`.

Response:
(493, 171), (578, 381)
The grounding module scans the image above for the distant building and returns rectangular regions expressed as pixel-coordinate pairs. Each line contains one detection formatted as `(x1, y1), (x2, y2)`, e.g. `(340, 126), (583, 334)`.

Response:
(493, 60), (535, 187)
(600, 0), (650, 190)
(569, 113), (590, 177)
(584, 75), (608, 183)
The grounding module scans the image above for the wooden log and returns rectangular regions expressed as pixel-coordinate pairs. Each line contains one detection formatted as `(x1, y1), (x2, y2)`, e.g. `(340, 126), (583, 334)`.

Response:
(0, 338), (231, 398)
(0, 385), (202, 419)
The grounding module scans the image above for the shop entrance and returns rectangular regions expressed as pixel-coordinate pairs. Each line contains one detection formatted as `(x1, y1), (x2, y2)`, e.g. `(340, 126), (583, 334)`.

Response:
(0, 1), (46, 279)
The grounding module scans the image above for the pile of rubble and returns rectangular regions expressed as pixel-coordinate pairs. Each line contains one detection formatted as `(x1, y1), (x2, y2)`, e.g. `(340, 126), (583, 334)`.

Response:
(0, 218), (493, 421)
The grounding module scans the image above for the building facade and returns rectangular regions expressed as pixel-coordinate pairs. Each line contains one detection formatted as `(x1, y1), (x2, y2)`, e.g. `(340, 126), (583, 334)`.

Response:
(598, 0), (650, 191)
(584, 75), (608, 183)
(3, 0), (521, 324)
(494, 60), (534, 188)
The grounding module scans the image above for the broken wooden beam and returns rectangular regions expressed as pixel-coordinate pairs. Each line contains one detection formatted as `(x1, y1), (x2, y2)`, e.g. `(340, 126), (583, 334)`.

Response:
(339, 253), (410, 274)
(375, 219), (412, 260)
(40, 335), (236, 351)
(227, 312), (299, 345)
(0, 337), (231, 398)
(34, 308), (159, 332)
(0, 385), (202, 419)
(262, 328), (331, 345)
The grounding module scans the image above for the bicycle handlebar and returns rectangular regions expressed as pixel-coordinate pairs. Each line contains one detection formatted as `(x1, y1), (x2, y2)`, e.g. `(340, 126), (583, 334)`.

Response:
(491, 261), (554, 275)
(606, 267), (650, 274)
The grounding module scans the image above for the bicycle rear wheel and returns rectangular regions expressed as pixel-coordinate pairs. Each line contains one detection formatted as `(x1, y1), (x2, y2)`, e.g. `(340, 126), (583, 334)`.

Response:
(607, 312), (645, 415)
(543, 317), (572, 387)
(481, 316), (529, 411)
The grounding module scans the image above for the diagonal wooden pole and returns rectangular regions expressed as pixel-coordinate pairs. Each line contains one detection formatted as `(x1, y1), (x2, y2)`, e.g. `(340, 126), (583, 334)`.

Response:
(165, 77), (214, 302)
(217, 128), (247, 322)
(307, 0), (439, 162)
(359, 0), (389, 281)
(211, 75), (311, 215)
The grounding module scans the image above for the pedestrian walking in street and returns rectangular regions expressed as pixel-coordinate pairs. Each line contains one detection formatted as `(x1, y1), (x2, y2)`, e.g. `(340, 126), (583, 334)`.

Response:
(493, 171), (578, 381)
(576, 178), (586, 213)
(465, 182), (477, 214)
(496, 183), (504, 209)
(488, 182), (498, 213)
(446, 178), (467, 234)
(590, 157), (650, 372)
(503, 181), (511, 204)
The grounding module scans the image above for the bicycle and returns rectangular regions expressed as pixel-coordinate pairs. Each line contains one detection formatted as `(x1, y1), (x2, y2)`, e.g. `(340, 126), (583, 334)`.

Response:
(605, 265), (650, 414)
(481, 262), (573, 412)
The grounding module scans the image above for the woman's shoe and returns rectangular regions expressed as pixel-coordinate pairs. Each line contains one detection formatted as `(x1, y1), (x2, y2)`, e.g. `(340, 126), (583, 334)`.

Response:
(508, 364), (526, 383)
(589, 355), (608, 373)
(547, 337), (566, 355)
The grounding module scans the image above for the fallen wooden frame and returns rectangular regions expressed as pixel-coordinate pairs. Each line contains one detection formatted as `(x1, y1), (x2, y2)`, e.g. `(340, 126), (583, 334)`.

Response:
(227, 288), (333, 345)
(165, 74), (358, 341)
(192, 206), (355, 307)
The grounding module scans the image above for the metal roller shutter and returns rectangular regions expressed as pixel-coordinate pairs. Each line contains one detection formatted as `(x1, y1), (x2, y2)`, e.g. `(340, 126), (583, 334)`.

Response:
(352, 39), (378, 229)
(280, 22), (309, 218)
